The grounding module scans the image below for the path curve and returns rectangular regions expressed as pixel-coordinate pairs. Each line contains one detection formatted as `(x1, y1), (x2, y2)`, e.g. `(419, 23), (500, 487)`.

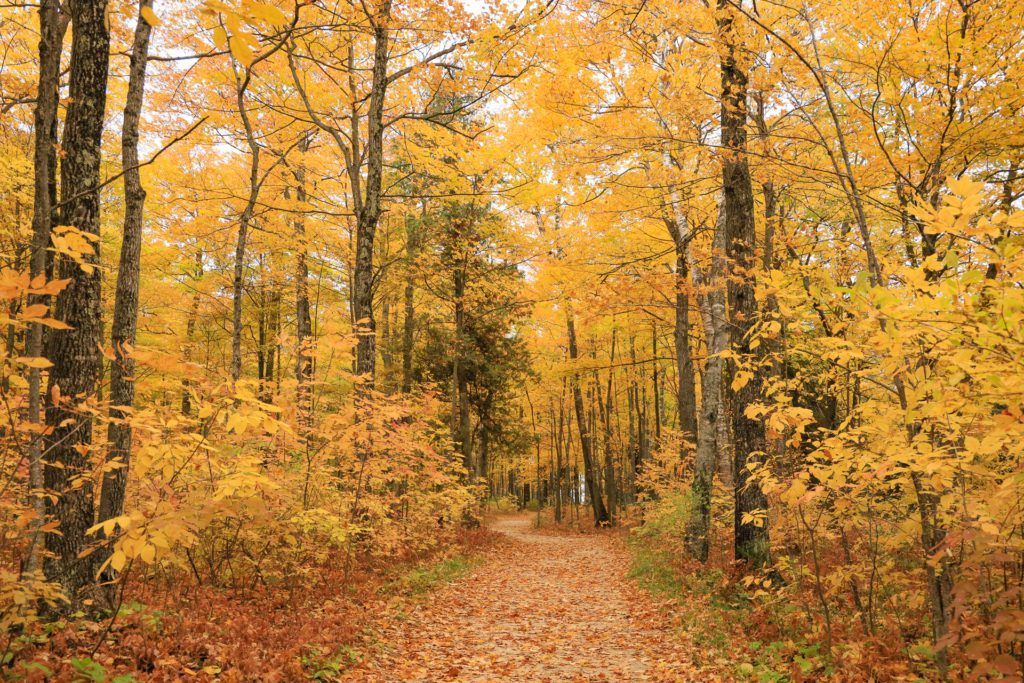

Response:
(344, 515), (701, 682)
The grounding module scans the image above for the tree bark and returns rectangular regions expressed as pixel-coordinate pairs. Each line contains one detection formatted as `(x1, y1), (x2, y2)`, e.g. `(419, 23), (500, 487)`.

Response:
(453, 263), (473, 476)
(686, 209), (728, 562)
(479, 423), (489, 487)
(25, 0), (67, 575)
(599, 331), (617, 522)
(626, 338), (638, 502)
(96, 0), (155, 583)
(181, 250), (202, 415)
(263, 287), (279, 402)
(719, 0), (772, 569)
(400, 223), (417, 392)
(293, 134), (313, 423)
(352, 2), (393, 386)
(554, 397), (564, 523)
(651, 324), (661, 446)
(43, 0), (110, 607)
(567, 315), (610, 526)
(664, 216), (698, 440)
(230, 62), (259, 382)
(257, 271), (267, 387)
(380, 298), (394, 384)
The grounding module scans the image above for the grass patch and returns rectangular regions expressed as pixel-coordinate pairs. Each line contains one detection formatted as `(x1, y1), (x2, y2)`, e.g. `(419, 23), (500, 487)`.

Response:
(628, 546), (686, 598)
(385, 553), (479, 598)
(485, 495), (519, 513)
(302, 644), (362, 680)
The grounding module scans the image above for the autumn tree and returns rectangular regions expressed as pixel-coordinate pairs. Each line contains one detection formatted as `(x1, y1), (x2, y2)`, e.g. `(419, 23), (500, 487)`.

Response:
(42, 0), (110, 607)
(24, 0), (66, 575)
(717, 0), (771, 570)
(96, 0), (157, 588)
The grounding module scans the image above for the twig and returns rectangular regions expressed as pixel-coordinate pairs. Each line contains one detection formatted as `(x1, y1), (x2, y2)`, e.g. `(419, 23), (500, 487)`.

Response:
(55, 117), (208, 210)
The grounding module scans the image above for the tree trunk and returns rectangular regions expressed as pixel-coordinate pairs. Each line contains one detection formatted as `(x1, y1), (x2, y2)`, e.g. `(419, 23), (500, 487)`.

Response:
(626, 338), (638, 502)
(600, 331), (617, 522)
(665, 216), (698, 441)
(719, 0), (772, 570)
(230, 58), (261, 382)
(554, 397), (564, 523)
(294, 135), (313, 424)
(25, 0), (67, 575)
(263, 287), (279, 403)
(257, 273), (267, 387)
(651, 324), (661, 446)
(380, 298), (394, 384)
(686, 209), (728, 562)
(479, 424), (489, 487)
(400, 237), (416, 392)
(567, 315), (610, 526)
(43, 0), (110, 607)
(96, 0), (154, 584)
(352, 2), (392, 386)
(182, 250), (202, 416)
(911, 469), (954, 676)
(453, 264), (473, 477)
(231, 191), (253, 381)
(400, 207), (422, 393)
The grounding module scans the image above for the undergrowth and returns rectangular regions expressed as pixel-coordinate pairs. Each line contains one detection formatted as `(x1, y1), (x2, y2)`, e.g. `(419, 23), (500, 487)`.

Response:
(384, 553), (480, 598)
(6, 527), (495, 681)
(628, 492), (843, 682)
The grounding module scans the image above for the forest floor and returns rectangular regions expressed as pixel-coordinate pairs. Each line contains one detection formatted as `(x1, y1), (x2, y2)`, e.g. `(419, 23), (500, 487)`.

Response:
(343, 514), (703, 682)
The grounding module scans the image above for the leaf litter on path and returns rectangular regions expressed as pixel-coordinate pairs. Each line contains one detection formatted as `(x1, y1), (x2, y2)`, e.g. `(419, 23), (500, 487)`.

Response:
(344, 516), (705, 682)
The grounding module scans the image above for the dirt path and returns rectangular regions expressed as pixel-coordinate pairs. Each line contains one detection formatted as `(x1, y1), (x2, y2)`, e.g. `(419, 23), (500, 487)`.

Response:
(344, 515), (701, 682)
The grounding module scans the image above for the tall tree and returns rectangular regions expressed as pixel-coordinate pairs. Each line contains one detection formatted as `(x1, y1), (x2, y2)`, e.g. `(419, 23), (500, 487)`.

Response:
(567, 314), (610, 526)
(287, 2), (393, 388)
(686, 209), (728, 561)
(96, 0), (156, 585)
(718, 0), (771, 569)
(293, 134), (314, 424)
(42, 0), (110, 606)
(400, 210), (421, 393)
(229, 45), (261, 383)
(25, 0), (67, 574)
(351, 1), (392, 385)
(664, 213), (698, 442)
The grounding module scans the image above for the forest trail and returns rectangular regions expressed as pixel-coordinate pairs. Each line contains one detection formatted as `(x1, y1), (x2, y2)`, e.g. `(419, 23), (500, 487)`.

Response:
(344, 515), (701, 682)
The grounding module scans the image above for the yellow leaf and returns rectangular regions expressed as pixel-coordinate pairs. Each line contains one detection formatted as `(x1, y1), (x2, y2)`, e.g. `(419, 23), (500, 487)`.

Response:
(140, 3), (160, 26)
(250, 2), (287, 27)
(230, 34), (254, 66)
(226, 412), (247, 434)
(110, 549), (127, 572)
(213, 25), (228, 49)
(22, 303), (49, 318)
(731, 370), (753, 392)
(18, 356), (53, 369)
(140, 544), (156, 563)
(946, 175), (984, 199)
